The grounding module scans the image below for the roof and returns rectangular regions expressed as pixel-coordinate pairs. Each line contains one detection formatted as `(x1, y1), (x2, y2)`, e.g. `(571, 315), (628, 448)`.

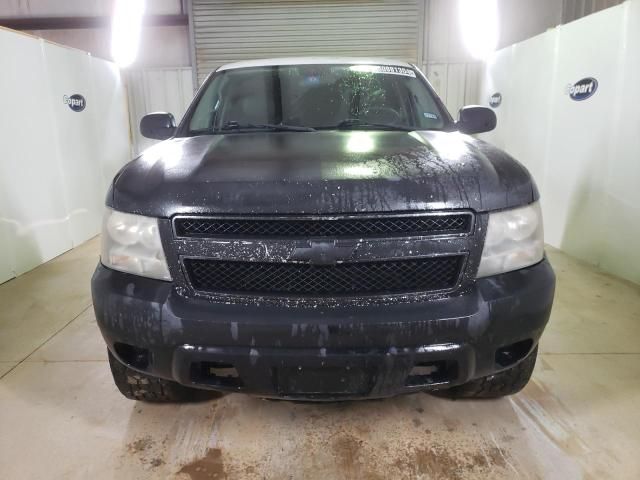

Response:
(217, 57), (415, 72)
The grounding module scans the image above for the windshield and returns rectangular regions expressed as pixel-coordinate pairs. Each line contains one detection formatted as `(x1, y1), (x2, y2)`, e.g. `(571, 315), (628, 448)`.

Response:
(185, 64), (450, 134)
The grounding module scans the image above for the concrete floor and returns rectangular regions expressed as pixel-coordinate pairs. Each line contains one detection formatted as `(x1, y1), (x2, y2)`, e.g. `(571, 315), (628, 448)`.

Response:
(1, 237), (639, 479)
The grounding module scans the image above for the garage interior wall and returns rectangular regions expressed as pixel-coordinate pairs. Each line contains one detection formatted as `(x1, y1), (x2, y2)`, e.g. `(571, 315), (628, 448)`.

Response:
(0, 1), (589, 151)
(477, 0), (640, 284)
(424, 0), (564, 116)
(1, 0), (633, 285)
(125, 68), (195, 154)
(0, 28), (130, 283)
(562, 0), (624, 22)
(422, 0), (621, 118)
(0, 0), (192, 68)
(187, 0), (571, 117)
(191, 0), (426, 86)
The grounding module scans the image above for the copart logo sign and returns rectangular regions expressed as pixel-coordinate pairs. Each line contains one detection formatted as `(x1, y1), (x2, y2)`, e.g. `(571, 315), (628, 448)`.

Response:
(63, 94), (86, 112)
(566, 78), (598, 101)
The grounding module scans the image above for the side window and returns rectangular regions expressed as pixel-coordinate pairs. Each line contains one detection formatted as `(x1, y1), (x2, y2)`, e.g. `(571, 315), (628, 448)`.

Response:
(189, 76), (223, 131)
(405, 79), (445, 130)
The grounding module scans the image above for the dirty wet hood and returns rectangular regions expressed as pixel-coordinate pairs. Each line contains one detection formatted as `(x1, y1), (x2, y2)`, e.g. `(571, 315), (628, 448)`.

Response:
(109, 131), (538, 217)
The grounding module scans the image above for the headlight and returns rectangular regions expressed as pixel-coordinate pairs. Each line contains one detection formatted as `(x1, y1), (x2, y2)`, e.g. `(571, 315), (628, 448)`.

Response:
(477, 202), (544, 278)
(101, 208), (172, 281)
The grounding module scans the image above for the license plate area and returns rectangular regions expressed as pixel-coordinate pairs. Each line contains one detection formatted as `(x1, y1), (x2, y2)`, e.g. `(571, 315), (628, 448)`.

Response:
(275, 366), (373, 395)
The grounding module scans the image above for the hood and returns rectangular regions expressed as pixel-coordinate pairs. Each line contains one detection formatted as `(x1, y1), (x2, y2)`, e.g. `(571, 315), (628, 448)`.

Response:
(110, 131), (537, 217)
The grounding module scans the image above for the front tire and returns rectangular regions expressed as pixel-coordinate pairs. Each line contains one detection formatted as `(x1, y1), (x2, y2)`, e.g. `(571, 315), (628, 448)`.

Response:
(108, 350), (196, 402)
(432, 346), (538, 399)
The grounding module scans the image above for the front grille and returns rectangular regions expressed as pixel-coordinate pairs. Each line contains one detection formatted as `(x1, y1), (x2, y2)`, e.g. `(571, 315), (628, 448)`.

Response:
(174, 213), (472, 239)
(184, 256), (464, 297)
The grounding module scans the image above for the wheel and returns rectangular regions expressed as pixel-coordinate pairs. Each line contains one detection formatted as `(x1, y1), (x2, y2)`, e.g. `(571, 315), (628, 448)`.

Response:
(431, 346), (538, 399)
(108, 350), (195, 402)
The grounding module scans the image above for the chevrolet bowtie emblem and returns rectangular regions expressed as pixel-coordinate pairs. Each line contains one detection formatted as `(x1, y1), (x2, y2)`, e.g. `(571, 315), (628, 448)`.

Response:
(290, 240), (357, 265)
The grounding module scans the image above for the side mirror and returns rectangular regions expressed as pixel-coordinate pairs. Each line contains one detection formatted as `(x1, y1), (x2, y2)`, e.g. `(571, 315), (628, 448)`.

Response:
(457, 106), (497, 135)
(140, 112), (177, 140)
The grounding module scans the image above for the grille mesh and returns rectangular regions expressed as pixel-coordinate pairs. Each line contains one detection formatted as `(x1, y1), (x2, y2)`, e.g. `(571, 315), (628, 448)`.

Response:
(175, 214), (471, 239)
(184, 256), (463, 296)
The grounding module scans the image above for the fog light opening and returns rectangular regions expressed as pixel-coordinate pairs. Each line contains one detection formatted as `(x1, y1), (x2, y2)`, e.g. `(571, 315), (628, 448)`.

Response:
(114, 342), (150, 369)
(193, 361), (243, 388)
(495, 339), (533, 368)
(406, 360), (457, 387)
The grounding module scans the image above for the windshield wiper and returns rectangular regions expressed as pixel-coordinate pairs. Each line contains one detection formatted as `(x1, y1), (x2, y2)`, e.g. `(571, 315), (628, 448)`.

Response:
(319, 119), (415, 132)
(188, 128), (215, 136)
(217, 121), (316, 133)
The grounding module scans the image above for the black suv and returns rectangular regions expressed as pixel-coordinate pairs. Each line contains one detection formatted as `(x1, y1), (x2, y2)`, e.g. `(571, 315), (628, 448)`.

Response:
(92, 59), (555, 402)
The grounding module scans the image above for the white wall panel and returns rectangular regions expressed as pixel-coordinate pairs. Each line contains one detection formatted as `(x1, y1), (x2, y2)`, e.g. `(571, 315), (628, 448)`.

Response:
(89, 56), (132, 193)
(0, 170), (17, 283)
(542, 6), (623, 255)
(477, 47), (514, 148)
(0, 28), (130, 283)
(0, 30), (72, 278)
(0, 211), (14, 283)
(42, 42), (104, 247)
(598, 0), (640, 283)
(504, 32), (558, 199)
(478, 1), (640, 284)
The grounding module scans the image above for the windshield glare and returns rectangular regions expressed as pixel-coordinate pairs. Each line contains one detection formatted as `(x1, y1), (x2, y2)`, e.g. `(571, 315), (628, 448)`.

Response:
(187, 64), (448, 134)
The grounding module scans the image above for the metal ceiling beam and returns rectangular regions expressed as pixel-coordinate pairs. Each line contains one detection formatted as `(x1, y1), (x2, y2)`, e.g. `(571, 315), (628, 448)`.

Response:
(0, 15), (188, 31)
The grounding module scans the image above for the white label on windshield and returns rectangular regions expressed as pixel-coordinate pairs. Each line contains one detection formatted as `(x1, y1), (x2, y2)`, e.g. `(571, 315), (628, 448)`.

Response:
(349, 65), (417, 77)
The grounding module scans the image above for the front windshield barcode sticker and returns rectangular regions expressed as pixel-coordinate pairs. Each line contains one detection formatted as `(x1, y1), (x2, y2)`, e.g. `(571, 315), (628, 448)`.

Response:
(349, 65), (417, 77)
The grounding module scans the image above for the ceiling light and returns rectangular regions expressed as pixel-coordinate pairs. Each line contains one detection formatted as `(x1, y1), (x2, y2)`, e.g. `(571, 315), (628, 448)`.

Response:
(459, 0), (500, 60)
(111, 0), (145, 68)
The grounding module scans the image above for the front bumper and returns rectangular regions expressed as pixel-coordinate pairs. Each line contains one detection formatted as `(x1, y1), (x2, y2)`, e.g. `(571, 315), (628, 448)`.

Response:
(91, 259), (555, 400)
